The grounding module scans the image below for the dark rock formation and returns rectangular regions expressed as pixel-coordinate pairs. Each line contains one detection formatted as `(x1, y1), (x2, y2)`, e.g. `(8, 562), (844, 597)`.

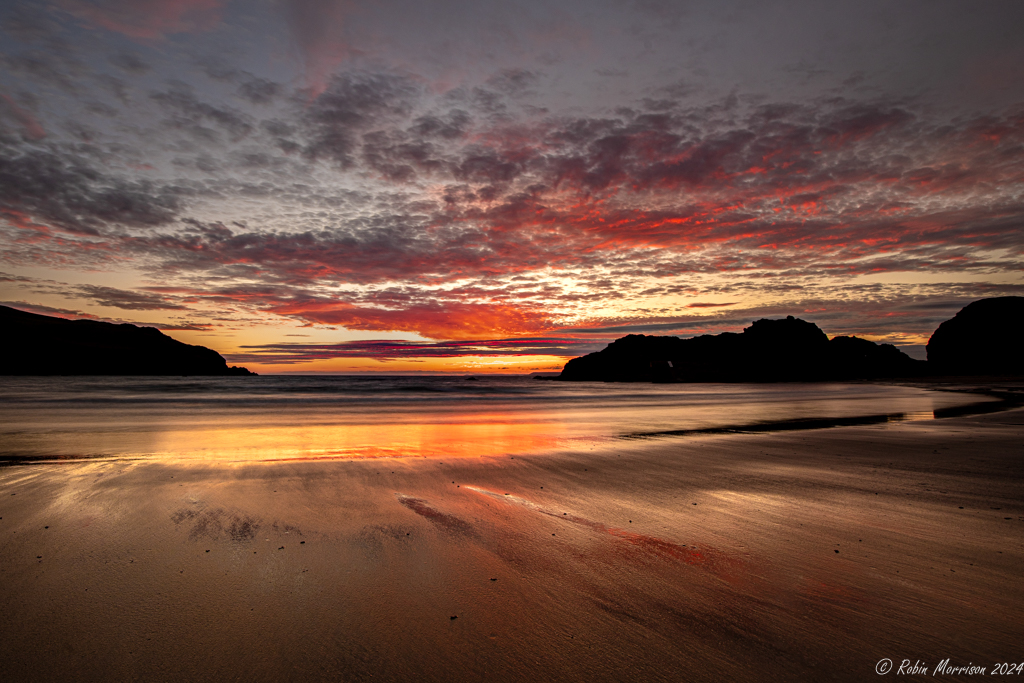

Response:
(558, 315), (922, 382)
(0, 305), (256, 376)
(926, 297), (1023, 375)
(826, 335), (921, 380)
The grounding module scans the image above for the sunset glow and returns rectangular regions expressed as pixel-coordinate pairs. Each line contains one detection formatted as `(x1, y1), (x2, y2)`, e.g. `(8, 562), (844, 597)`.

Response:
(1, 1), (1022, 371)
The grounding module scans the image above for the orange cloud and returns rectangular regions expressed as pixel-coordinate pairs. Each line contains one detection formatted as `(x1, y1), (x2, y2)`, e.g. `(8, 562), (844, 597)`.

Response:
(267, 299), (554, 340)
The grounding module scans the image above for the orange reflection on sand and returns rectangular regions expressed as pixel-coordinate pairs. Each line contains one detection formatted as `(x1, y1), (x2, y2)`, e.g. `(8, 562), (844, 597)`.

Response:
(464, 485), (746, 582)
(146, 413), (571, 462)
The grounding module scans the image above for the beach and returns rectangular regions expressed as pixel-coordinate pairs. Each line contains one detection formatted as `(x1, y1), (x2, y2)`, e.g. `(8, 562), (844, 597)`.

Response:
(1, 384), (1021, 682)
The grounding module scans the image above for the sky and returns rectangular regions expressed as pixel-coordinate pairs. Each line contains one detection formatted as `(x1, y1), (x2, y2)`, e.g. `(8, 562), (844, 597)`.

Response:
(0, 0), (1022, 373)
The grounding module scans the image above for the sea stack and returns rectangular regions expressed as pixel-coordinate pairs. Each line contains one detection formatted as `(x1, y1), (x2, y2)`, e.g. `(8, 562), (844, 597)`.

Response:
(558, 315), (921, 383)
(926, 297), (1024, 375)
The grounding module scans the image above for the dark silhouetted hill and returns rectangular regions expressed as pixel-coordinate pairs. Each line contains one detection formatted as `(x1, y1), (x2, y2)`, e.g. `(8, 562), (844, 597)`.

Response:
(926, 297), (1023, 375)
(558, 316), (922, 382)
(0, 305), (256, 376)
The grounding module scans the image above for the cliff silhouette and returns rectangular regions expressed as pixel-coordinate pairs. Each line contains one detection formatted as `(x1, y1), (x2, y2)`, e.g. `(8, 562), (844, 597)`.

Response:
(558, 297), (1023, 382)
(926, 296), (1023, 375)
(558, 316), (922, 382)
(0, 305), (256, 376)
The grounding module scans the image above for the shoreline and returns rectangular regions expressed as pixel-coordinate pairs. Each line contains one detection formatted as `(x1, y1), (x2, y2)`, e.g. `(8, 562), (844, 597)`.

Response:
(0, 380), (1019, 469)
(1, 405), (1022, 681)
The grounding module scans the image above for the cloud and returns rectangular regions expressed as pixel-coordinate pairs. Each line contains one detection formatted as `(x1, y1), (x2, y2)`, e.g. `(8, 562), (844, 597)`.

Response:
(0, 300), (97, 319)
(237, 76), (282, 105)
(485, 68), (541, 97)
(59, 0), (224, 39)
(151, 83), (254, 142)
(0, 54), (1021, 346)
(302, 70), (420, 166)
(232, 336), (601, 364)
(0, 93), (45, 140)
(0, 142), (185, 237)
(108, 51), (151, 74)
(0, 300), (213, 331)
(282, 0), (353, 94)
(265, 298), (555, 340)
(76, 284), (187, 310)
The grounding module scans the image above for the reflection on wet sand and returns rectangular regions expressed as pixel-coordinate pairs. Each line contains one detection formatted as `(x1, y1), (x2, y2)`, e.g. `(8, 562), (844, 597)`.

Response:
(396, 494), (476, 536)
(0, 381), (1021, 682)
(0, 378), (999, 465)
(465, 485), (724, 572)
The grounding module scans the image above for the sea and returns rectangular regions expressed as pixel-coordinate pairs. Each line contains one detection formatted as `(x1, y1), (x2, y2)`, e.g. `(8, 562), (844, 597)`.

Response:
(0, 376), (994, 465)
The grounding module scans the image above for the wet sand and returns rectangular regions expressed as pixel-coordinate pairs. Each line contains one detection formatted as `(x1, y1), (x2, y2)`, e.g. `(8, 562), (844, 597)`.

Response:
(1, 408), (1022, 682)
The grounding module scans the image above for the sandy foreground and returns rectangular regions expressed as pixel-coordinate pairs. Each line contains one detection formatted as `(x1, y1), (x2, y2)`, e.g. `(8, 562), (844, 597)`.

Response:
(1, 407), (1022, 682)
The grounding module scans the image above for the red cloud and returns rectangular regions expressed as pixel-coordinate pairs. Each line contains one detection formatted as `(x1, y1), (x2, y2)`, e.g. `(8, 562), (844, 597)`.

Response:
(267, 299), (554, 340)
(4, 91), (1022, 345)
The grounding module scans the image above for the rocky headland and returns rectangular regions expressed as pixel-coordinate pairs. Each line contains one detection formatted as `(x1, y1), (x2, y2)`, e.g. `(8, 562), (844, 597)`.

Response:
(0, 305), (255, 376)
